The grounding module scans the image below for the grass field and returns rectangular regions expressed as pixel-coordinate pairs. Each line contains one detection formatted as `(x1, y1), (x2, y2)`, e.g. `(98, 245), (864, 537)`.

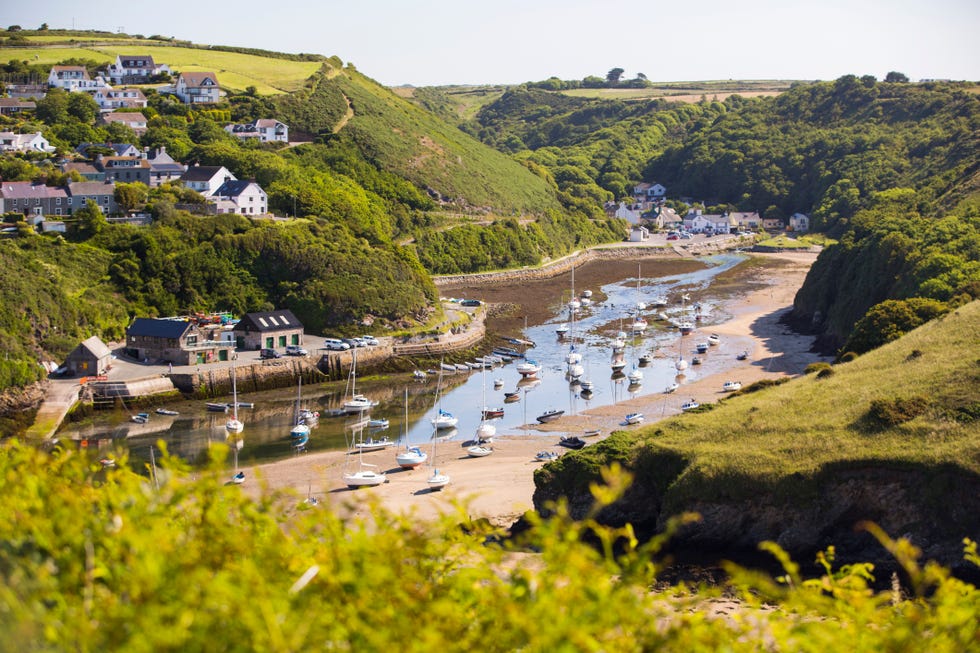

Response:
(0, 43), (327, 94)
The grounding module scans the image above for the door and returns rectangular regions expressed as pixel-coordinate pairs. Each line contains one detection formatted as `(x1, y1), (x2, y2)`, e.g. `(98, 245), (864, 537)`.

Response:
(278, 335), (287, 347)
(265, 337), (273, 348)
(291, 334), (300, 345)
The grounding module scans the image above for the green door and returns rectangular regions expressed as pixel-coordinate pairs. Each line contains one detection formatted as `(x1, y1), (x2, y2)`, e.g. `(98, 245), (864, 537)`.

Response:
(218, 350), (228, 361)
(265, 337), (274, 348)
(278, 335), (287, 347)
(291, 334), (300, 345)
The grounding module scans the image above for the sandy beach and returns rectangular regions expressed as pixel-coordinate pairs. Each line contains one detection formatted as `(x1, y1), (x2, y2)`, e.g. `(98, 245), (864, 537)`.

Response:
(243, 251), (829, 525)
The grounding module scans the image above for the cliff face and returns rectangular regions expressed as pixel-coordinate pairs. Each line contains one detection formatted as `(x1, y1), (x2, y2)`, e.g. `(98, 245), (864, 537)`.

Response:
(532, 454), (980, 574)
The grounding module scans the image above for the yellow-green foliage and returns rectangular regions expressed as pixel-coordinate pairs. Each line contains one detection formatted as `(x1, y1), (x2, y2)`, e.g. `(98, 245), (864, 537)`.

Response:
(0, 445), (976, 651)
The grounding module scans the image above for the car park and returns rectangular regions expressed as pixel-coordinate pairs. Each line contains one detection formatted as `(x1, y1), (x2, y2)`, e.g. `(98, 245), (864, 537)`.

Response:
(285, 345), (308, 356)
(324, 338), (350, 351)
(260, 348), (282, 359)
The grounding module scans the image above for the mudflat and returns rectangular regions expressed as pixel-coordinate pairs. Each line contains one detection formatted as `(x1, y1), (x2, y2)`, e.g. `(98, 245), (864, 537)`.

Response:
(243, 251), (828, 526)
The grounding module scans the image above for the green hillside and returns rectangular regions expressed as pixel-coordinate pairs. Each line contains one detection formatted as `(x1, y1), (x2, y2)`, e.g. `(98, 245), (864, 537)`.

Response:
(534, 300), (980, 565)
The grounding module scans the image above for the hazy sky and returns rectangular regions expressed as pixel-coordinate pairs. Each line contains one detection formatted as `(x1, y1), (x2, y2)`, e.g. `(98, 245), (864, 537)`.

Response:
(6, 0), (979, 86)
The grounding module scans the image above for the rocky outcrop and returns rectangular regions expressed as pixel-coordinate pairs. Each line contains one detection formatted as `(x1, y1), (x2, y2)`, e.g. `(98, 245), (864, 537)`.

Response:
(532, 449), (980, 574)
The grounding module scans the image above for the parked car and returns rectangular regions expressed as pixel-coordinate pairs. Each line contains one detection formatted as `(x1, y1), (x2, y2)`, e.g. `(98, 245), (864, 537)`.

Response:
(324, 338), (350, 351)
(360, 335), (379, 346)
(460, 299), (482, 307)
(666, 234), (679, 241)
(285, 345), (308, 356)
(342, 338), (361, 349)
(260, 348), (282, 359)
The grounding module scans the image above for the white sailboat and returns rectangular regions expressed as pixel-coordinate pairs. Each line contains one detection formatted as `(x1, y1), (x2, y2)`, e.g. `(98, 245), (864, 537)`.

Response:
(427, 395), (451, 490)
(225, 366), (244, 434)
(342, 348), (376, 414)
(343, 421), (387, 488)
(476, 366), (497, 444)
(430, 361), (459, 429)
(395, 388), (427, 469)
(631, 263), (648, 333)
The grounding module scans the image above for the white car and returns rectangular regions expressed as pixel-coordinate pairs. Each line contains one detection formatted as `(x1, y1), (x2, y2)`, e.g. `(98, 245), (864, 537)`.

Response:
(360, 335), (379, 346)
(285, 345), (308, 356)
(324, 338), (350, 351)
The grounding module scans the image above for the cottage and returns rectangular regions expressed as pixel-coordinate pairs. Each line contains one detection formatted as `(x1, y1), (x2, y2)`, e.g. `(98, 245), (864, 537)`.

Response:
(0, 98), (36, 115)
(94, 154), (151, 185)
(105, 55), (170, 85)
(789, 212), (810, 232)
(224, 119), (289, 143)
(0, 181), (68, 217)
(210, 180), (268, 215)
(180, 165), (236, 196)
(63, 336), (112, 377)
(173, 72), (220, 105)
(729, 211), (762, 230)
(47, 65), (108, 92)
(0, 131), (55, 153)
(60, 161), (105, 182)
(629, 225), (650, 242)
(612, 201), (644, 225)
(233, 310), (304, 351)
(144, 146), (187, 187)
(92, 89), (148, 112)
(126, 317), (234, 365)
(66, 181), (117, 215)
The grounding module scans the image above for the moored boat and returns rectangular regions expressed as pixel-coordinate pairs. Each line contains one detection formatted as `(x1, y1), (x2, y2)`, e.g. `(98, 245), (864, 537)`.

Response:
(723, 381), (742, 392)
(681, 400), (700, 411)
(536, 409), (564, 424)
(155, 408), (180, 416)
(558, 435), (586, 449)
(624, 412), (644, 425)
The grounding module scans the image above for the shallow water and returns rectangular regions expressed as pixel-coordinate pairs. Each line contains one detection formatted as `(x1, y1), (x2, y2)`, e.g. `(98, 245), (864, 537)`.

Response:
(64, 254), (748, 468)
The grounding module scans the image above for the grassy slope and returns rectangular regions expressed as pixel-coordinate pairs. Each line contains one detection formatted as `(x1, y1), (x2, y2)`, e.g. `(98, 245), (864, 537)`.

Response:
(555, 301), (980, 507)
(331, 69), (561, 214)
(0, 41), (324, 94)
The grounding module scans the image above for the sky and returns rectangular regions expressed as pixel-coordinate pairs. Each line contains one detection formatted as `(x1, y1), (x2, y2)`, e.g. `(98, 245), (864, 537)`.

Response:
(6, 0), (979, 86)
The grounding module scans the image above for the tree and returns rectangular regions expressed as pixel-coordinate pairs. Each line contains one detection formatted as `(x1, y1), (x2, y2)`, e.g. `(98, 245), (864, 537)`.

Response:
(66, 91), (99, 122)
(884, 71), (909, 83)
(115, 182), (149, 214)
(74, 199), (107, 236)
(39, 23), (49, 30)
(606, 68), (625, 85)
(35, 87), (69, 124)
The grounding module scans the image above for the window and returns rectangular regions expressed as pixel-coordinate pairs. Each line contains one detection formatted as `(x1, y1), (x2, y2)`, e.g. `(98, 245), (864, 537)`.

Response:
(56, 197), (61, 205)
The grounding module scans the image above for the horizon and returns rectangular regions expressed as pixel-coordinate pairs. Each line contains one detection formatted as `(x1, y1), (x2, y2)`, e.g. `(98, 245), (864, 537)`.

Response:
(3, 0), (979, 87)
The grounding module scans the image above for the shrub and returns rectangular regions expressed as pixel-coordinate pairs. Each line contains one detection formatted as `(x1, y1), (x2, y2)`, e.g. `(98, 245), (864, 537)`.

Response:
(805, 362), (833, 375)
(838, 351), (858, 363)
(868, 395), (931, 428)
(816, 366), (835, 379)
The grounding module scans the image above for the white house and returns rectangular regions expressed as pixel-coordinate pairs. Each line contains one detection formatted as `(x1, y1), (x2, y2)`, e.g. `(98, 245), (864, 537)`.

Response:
(173, 72), (221, 105)
(179, 165), (236, 196)
(629, 225), (650, 242)
(225, 119), (289, 143)
(789, 212), (810, 232)
(210, 180), (268, 215)
(91, 87), (148, 112)
(729, 211), (762, 230)
(613, 201), (644, 224)
(105, 55), (170, 85)
(47, 65), (109, 92)
(0, 131), (55, 153)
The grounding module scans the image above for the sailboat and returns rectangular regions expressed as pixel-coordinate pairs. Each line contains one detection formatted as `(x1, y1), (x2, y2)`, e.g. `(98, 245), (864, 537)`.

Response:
(430, 361), (459, 429)
(395, 388), (427, 469)
(225, 367), (244, 434)
(427, 425), (451, 490)
(342, 422), (387, 488)
(631, 263), (648, 333)
(289, 377), (311, 450)
(476, 366), (497, 444)
(342, 348), (376, 414)
(566, 281), (584, 382)
(627, 338), (643, 385)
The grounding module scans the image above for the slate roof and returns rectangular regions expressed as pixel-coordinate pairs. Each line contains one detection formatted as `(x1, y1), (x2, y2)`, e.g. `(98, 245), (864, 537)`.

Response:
(67, 181), (116, 196)
(179, 72), (218, 88)
(127, 318), (194, 339)
(180, 165), (232, 182)
(118, 56), (156, 68)
(78, 336), (111, 359)
(0, 182), (68, 200)
(235, 310), (302, 333)
(214, 179), (262, 198)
